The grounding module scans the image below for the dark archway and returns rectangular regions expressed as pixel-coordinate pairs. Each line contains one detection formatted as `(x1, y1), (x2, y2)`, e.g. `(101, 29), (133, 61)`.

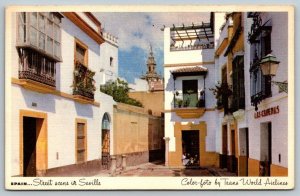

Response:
(101, 113), (111, 169)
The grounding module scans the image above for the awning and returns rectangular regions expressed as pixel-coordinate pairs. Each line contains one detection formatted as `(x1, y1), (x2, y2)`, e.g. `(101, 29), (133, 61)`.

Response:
(171, 66), (208, 78)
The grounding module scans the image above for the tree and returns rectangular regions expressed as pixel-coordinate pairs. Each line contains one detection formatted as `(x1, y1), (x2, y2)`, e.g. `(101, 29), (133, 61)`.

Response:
(100, 78), (143, 107)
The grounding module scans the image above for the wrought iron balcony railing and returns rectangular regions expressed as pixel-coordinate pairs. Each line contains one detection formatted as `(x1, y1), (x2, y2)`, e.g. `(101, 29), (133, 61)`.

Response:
(173, 92), (205, 108)
(18, 48), (56, 87)
(72, 62), (96, 100)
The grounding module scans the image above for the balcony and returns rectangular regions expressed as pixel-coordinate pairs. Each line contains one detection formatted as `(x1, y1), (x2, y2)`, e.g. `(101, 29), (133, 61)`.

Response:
(172, 92), (205, 119)
(17, 48), (56, 93)
(72, 62), (96, 104)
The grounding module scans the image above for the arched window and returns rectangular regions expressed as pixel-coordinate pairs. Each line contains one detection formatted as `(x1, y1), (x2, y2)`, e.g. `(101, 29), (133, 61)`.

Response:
(102, 113), (110, 130)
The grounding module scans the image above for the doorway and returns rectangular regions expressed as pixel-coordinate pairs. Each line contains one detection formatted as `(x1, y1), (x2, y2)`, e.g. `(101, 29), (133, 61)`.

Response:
(101, 113), (110, 169)
(231, 129), (237, 174)
(220, 124), (228, 168)
(23, 117), (38, 176)
(182, 130), (199, 167)
(260, 122), (272, 176)
(239, 128), (249, 176)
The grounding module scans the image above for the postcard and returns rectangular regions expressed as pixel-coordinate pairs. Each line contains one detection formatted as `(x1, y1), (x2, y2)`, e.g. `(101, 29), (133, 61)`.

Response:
(5, 5), (294, 190)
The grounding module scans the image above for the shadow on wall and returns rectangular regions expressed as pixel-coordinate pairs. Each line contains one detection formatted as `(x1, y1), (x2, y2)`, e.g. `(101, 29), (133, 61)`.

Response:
(21, 88), (56, 113)
(165, 74), (174, 92)
(75, 102), (94, 118)
(55, 62), (61, 91)
(62, 18), (100, 55)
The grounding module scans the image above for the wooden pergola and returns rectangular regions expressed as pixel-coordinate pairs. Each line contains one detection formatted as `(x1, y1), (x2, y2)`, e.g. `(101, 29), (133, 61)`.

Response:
(170, 22), (214, 43)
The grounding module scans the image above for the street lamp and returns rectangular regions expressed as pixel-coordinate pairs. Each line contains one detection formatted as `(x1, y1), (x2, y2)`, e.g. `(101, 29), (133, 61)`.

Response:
(259, 54), (288, 93)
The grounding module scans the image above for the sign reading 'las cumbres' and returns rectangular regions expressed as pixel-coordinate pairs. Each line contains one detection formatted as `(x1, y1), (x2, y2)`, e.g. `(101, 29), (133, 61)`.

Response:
(254, 106), (280, 119)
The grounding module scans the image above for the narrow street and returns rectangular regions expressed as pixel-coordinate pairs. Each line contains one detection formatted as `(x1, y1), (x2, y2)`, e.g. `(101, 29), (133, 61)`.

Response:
(93, 162), (236, 177)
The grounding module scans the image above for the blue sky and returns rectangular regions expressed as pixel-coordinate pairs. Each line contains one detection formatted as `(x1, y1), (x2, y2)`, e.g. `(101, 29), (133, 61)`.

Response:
(94, 12), (210, 83)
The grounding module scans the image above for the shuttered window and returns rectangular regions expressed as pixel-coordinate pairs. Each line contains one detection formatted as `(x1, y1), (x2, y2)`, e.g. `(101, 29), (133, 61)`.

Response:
(232, 55), (245, 111)
(76, 120), (86, 164)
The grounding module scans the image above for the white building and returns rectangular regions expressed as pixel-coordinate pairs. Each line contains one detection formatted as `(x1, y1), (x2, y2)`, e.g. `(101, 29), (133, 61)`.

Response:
(7, 12), (118, 176)
(214, 12), (289, 176)
(163, 15), (220, 167)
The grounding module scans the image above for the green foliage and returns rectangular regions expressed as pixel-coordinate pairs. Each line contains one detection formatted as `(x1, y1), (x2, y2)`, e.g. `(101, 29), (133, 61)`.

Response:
(72, 61), (96, 99)
(174, 98), (183, 108)
(209, 81), (232, 99)
(100, 78), (143, 107)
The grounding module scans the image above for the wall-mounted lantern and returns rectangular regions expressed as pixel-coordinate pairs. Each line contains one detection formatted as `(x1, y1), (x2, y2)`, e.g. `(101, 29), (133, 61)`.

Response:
(260, 54), (288, 93)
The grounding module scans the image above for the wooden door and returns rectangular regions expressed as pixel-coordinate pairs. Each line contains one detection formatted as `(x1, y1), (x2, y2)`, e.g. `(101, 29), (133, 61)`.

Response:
(231, 129), (237, 174)
(101, 129), (110, 169)
(221, 125), (228, 168)
(23, 117), (37, 176)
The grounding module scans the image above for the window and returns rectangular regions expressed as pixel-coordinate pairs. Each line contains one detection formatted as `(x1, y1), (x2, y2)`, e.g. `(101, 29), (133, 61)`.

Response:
(75, 39), (88, 66)
(76, 119), (87, 164)
(17, 12), (61, 60)
(110, 57), (113, 66)
(249, 27), (272, 108)
(182, 80), (198, 107)
(232, 55), (245, 111)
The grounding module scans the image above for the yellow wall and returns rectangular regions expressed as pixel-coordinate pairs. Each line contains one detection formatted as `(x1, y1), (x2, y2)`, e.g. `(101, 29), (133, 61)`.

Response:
(19, 110), (48, 176)
(238, 156), (248, 176)
(168, 121), (219, 168)
(271, 164), (288, 176)
(128, 91), (164, 117)
(113, 103), (163, 155)
(248, 158), (260, 176)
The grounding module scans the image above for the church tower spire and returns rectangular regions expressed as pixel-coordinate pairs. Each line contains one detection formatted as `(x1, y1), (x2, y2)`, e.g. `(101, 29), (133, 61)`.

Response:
(141, 45), (163, 91)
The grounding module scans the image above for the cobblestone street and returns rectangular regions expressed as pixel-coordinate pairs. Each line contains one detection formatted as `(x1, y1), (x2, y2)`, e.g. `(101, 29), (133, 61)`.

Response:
(94, 162), (236, 177)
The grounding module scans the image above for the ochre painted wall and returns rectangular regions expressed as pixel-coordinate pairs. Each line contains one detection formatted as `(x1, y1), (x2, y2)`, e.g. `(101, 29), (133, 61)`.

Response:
(271, 164), (288, 176)
(128, 91), (164, 117)
(238, 156), (248, 176)
(167, 121), (219, 168)
(248, 158), (260, 176)
(113, 103), (163, 155)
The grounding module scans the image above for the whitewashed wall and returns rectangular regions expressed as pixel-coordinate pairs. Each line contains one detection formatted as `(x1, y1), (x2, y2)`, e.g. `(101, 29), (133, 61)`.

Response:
(9, 12), (116, 176)
(244, 12), (288, 168)
(164, 25), (217, 153)
(99, 33), (118, 85)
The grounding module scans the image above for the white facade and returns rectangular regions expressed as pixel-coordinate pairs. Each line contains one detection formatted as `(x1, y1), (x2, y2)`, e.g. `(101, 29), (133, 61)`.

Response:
(244, 12), (288, 169)
(214, 12), (289, 175)
(163, 25), (217, 156)
(99, 32), (119, 84)
(8, 12), (117, 176)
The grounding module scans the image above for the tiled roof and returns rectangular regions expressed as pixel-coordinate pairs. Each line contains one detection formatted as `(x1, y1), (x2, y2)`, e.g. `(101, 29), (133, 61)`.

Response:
(171, 66), (208, 74)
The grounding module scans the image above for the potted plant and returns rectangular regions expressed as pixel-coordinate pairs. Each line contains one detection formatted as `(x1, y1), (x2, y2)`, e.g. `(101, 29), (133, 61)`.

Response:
(175, 98), (183, 108)
(183, 98), (190, 107)
(209, 81), (232, 109)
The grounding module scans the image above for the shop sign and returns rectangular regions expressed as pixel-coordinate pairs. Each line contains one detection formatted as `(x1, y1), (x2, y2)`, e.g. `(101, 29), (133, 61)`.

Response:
(254, 106), (280, 119)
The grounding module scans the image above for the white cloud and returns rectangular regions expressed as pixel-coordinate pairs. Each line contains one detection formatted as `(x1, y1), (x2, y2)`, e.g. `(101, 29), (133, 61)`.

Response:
(93, 12), (210, 54)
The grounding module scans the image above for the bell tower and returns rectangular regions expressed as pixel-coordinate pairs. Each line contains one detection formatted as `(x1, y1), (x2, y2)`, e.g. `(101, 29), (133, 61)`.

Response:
(141, 45), (160, 83)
